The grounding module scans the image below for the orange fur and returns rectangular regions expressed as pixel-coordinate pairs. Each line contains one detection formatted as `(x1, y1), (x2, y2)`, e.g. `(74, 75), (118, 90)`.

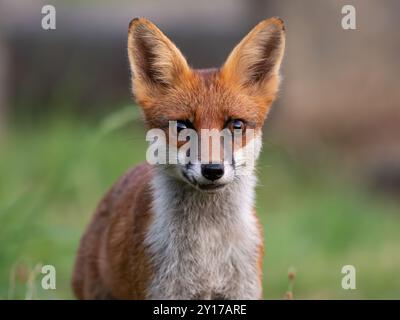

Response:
(72, 165), (154, 299)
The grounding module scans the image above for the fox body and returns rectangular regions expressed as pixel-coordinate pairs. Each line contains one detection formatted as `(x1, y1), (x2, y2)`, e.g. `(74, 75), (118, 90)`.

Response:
(72, 17), (285, 299)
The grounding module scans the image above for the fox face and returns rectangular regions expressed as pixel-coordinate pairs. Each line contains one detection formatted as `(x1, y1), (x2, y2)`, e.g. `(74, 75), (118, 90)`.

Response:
(128, 18), (285, 192)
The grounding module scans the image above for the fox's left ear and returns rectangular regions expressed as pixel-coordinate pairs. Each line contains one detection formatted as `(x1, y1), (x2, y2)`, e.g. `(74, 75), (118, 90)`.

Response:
(220, 18), (285, 103)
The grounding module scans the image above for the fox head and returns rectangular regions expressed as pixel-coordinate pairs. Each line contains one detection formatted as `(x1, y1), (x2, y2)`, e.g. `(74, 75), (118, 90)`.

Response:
(128, 17), (285, 192)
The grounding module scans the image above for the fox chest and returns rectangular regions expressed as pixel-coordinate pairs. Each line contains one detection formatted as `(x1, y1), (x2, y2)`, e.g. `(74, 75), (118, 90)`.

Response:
(144, 213), (262, 299)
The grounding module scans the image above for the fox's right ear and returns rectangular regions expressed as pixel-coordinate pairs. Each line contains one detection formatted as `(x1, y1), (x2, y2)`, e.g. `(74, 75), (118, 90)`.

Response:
(127, 18), (192, 105)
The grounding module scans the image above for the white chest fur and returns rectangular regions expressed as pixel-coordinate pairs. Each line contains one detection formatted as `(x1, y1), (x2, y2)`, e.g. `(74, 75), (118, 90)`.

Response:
(145, 171), (262, 299)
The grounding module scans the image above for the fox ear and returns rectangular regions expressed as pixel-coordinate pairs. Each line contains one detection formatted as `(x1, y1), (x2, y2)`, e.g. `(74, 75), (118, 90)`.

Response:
(127, 18), (192, 102)
(220, 18), (285, 100)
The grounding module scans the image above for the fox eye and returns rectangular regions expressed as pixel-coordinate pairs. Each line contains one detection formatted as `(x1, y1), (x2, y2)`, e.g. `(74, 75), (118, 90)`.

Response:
(176, 120), (192, 132)
(228, 119), (245, 131)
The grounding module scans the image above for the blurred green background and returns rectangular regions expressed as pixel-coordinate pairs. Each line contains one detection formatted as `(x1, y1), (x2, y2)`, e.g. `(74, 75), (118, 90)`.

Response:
(1, 0), (400, 299)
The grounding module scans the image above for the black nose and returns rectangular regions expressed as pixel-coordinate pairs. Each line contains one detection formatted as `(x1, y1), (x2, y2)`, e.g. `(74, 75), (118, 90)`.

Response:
(201, 164), (225, 181)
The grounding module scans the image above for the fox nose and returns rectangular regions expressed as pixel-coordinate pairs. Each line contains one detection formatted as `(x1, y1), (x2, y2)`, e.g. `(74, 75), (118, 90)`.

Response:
(201, 164), (225, 181)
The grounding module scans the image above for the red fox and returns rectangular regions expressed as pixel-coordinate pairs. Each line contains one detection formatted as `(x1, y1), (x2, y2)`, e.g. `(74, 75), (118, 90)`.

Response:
(72, 17), (285, 299)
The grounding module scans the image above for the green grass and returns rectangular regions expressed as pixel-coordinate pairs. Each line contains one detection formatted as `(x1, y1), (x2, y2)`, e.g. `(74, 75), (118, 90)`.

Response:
(1, 111), (399, 299)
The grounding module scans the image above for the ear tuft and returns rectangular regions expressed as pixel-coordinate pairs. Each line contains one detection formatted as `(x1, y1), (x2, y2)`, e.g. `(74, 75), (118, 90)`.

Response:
(270, 17), (285, 32)
(128, 17), (142, 31)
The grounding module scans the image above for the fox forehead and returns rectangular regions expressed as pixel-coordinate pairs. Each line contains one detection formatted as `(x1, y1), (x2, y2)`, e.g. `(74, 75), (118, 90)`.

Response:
(141, 68), (265, 130)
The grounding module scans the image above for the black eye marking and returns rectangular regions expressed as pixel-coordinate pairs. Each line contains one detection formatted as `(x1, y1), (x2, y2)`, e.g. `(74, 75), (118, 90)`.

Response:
(232, 119), (244, 130)
(226, 119), (246, 131)
(176, 120), (194, 132)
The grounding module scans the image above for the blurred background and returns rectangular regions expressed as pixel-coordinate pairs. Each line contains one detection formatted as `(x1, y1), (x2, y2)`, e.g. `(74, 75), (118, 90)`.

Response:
(0, 0), (399, 299)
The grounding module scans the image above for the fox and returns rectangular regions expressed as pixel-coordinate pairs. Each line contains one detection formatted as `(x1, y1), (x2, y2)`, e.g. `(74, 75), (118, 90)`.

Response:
(72, 17), (285, 300)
